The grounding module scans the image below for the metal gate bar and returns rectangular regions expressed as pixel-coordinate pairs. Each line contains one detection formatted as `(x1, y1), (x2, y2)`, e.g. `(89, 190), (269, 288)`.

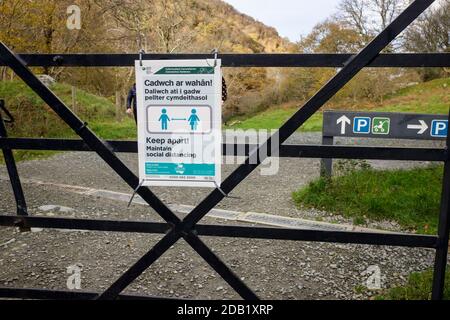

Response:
(0, 137), (447, 161)
(0, 214), (439, 247)
(0, 101), (29, 230)
(0, 0), (446, 300)
(432, 130), (450, 299)
(1, 53), (448, 68)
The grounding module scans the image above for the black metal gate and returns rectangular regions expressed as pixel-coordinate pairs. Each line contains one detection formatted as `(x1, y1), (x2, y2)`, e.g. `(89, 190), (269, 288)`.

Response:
(0, 0), (449, 300)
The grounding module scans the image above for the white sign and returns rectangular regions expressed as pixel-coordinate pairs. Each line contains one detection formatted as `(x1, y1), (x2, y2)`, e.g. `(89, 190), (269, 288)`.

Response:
(136, 59), (222, 187)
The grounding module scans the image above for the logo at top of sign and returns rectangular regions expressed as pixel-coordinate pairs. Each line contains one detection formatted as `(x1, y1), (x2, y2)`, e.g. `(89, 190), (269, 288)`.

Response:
(353, 117), (371, 134)
(431, 120), (448, 137)
(372, 117), (390, 135)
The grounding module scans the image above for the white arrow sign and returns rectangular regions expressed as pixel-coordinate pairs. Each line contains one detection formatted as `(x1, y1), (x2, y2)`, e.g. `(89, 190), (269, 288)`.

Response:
(336, 115), (351, 134)
(407, 120), (428, 134)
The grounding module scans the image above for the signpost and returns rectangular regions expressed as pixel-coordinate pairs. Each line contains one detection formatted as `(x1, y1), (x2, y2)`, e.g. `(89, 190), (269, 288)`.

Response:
(321, 111), (448, 177)
(135, 59), (222, 187)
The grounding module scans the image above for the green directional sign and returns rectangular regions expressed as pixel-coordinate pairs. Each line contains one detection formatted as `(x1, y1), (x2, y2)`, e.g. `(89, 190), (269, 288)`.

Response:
(371, 117), (390, 134)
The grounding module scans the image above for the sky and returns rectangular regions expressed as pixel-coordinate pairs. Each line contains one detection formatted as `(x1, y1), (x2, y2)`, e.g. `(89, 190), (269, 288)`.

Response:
(223, 0), (342, 42)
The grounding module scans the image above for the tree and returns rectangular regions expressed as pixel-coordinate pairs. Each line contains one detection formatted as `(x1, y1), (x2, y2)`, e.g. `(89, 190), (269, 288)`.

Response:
(152, 0), (196, 53)
(299, 19), (366, 53)
(404, 0), (449, 52)
(338, 0), (406, 34)
(403, 0), (449, 80)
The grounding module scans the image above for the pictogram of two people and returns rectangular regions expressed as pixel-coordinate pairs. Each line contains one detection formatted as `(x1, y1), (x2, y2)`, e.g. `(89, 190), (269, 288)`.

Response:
(158, 108), (200, 131)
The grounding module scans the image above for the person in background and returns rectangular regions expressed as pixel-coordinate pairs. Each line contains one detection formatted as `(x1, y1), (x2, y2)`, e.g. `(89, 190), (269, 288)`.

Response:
(126, 77), (227, 124)
(126, 83), (137, 123)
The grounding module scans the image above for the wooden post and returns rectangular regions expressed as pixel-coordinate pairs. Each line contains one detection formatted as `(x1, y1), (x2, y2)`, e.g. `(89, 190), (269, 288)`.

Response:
(71, 86), (76, 113)
(0, 67), (6, 81)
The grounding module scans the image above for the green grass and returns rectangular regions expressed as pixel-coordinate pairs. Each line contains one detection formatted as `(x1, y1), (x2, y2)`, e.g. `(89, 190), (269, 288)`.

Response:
(227, 77), (449, 131)
(0, 79), (136, 163)
(0, 80), (116, 122)
(376, 268), (450, 300)
(378, 77), (450, 114)
(292, 165), (443, 234)
(89, 119), (137, 140)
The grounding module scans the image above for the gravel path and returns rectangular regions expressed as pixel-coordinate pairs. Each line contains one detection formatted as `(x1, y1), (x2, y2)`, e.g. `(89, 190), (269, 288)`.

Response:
(0, 132), (446, 299)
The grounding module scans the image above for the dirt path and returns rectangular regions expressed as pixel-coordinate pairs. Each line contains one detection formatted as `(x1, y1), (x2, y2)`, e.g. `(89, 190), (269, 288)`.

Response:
(0, 133), (445, 299)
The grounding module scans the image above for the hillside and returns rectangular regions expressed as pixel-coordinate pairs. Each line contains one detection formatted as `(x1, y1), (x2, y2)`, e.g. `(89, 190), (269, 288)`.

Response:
(0, 80), (136, 155)
(99, 0), (296, 55)
(196, 0), (294, 53)
(227, 77), (450, 131)
(0, 0), (296, 122)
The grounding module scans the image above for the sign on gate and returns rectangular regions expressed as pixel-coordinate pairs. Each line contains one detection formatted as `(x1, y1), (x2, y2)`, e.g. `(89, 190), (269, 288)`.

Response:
(323, 111), (448, 140)
(135, 59), (222, 187)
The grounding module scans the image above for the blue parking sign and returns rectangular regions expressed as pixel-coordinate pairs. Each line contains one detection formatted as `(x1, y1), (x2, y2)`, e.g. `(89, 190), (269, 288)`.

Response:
(431, 120), (448, 137)
(353, 117), (371, 134)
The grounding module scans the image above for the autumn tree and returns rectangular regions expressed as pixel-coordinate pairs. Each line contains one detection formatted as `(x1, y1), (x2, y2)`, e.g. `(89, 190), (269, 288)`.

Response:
(337, 0), (408, 51)
(338, 0), (407, 35)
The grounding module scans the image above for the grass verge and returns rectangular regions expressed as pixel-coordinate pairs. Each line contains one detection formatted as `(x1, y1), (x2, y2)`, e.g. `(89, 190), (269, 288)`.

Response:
(292, 165), (443, 234)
